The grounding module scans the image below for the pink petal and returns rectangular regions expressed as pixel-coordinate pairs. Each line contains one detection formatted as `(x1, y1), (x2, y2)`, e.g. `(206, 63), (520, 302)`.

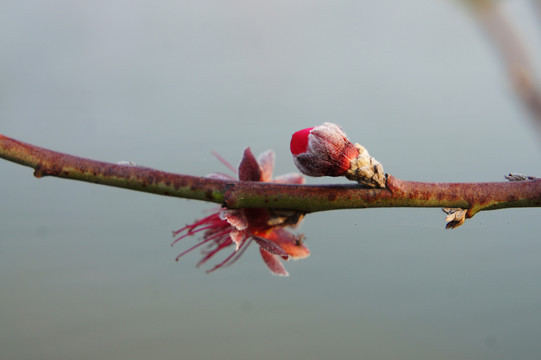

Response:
(230, 228), (246, 250)
(257, 150), (274, 182)
(238, 147), (262, 181)
(252, 235), (289, 258)
(260, 248), (289, 277)
(273, 173), (305, 184)
(264, 228), (310, 259)
(220, 209), (248, 230)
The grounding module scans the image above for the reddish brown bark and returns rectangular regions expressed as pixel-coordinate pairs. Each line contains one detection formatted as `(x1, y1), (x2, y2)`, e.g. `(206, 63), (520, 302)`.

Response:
(1, 134), (540, 219)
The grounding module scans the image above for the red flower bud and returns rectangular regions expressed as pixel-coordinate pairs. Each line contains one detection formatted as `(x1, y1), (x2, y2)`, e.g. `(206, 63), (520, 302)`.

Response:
(290, 123), (359, 177)
(290, 122), (387, 188)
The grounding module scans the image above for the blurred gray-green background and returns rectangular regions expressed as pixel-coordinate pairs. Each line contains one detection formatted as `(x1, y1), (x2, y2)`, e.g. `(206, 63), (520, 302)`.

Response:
(1, 1), (541, 359)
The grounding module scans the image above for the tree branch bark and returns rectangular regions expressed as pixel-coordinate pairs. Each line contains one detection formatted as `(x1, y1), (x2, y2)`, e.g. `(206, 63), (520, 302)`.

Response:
(1, 134), (540, 218)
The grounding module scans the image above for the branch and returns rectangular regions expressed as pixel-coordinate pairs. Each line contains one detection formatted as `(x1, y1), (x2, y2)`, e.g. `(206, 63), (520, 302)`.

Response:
(464, 0), (541, 134)
(1, 134), (540, 220)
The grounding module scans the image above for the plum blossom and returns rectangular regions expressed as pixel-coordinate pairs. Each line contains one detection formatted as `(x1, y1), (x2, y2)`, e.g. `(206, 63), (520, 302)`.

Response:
(172, 148), (309, 276)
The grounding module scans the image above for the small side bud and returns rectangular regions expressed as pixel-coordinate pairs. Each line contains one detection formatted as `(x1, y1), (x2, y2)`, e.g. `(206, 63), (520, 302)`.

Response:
(290, 122), (386, 188)
(442, 208), (468, 229)
(505, 173), (536, 181)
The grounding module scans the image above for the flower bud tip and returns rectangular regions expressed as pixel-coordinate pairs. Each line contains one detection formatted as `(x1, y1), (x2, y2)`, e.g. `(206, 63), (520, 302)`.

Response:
(290, 127), (314, 156)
